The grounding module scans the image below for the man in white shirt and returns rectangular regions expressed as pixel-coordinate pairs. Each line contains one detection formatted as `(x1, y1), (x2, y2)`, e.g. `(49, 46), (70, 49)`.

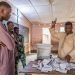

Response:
(49, 20), (75, 63)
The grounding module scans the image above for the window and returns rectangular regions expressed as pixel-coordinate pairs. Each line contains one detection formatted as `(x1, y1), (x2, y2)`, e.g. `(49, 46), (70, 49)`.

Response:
(60, 27), (65, 32)
(42, 28), (51, 44)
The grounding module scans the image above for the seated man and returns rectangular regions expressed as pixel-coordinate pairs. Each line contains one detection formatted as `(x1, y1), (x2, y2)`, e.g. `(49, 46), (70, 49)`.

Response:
(49, 20), (75, 63)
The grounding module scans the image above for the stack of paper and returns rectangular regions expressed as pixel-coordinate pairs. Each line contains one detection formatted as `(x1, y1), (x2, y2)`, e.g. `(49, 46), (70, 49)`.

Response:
(32, 57), (75, 73)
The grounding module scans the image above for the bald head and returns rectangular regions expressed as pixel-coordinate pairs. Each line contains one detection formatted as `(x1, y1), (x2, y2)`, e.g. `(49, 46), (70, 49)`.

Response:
(0, 1), (11, 21)
(0, 1), (11, 8)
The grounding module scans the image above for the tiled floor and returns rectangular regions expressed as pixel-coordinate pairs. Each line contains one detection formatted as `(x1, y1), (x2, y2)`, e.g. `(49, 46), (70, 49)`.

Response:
(18, 53), (37, 75)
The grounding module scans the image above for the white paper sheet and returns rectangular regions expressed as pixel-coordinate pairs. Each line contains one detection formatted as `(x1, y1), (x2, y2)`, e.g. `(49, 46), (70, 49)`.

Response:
(32, 57), (75, 73)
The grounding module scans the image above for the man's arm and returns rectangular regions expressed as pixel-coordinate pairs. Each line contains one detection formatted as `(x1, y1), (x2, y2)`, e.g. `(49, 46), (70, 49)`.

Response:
(49, 19), (59, 42)
(59, 36), (74, 60)
(22, 35), (24, 46)
(68, 34), (75, 61)
(0, 25), (14, 50)
(19, 35), (24, 46)
(49, 28), (59, 42)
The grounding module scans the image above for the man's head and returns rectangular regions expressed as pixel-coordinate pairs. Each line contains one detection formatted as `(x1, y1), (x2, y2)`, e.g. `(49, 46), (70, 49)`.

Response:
(0, 1), (11, 21)
(65, 22), (73, 35)
(7, 21), (14, 31)
(14, 27), (19, 35)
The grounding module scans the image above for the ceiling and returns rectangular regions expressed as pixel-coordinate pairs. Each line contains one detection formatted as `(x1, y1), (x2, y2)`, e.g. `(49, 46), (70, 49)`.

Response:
(10, 0), (75, 24)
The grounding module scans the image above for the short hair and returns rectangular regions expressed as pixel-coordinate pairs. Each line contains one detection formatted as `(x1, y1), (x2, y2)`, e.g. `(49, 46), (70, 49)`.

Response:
(7, 21), (13, 25)
(65, 21), (72, 27)
(14, 27), (19, 31)
(0, 1), (11, 8)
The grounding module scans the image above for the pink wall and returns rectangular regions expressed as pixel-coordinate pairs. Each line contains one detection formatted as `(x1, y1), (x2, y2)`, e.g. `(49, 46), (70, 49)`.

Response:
(31, 25), (42, 49)
(31, 24), (60, 47)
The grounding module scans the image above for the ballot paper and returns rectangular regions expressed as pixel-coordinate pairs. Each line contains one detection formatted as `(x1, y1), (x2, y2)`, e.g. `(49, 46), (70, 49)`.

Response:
(56, 68), (67, 73)
(69, 63), (75, 69)
(32, 64), (38, 68)
(41, 66), (53, 72)
(32, 57), (75, 73)
(42, 59), (52, 66)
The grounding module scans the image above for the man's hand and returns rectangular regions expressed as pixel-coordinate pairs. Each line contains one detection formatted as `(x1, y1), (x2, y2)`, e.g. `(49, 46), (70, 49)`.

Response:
(51, 18), (57, 29)
(0, 42), (6, 47)
(65, 55), (71, 62)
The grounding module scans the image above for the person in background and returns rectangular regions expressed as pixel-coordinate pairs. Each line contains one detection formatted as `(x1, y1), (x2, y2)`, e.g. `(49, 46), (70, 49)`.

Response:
(49, 20), (75, 63)
(14, 27), (26, 75)
(7, 21), (14, 38)
(0, 1), (15, 75)
(7, 21), (18, 75)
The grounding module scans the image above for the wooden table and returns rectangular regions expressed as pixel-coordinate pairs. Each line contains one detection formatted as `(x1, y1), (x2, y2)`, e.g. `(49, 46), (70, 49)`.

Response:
(19, 61), (75, 75)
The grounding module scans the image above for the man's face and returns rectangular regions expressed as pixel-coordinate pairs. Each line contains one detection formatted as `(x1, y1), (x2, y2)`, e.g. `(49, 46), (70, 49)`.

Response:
(65, 25), (72, 34)
(8, 23), (14, 31)
(0, 6), (11, 20)
(3, 7), (11, 20)
(15, 28), (19, 34)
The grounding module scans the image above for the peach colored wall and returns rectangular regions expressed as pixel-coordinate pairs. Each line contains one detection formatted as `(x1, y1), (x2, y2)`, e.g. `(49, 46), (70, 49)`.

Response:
(31, 25), (42, 47)
(31, 24), (60, 46)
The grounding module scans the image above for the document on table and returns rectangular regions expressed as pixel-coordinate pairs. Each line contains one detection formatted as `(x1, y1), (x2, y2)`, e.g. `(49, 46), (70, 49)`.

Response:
(32, 57), (75, 73)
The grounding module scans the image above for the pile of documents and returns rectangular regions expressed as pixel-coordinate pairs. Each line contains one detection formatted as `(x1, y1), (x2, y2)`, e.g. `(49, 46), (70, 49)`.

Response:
(32, 57), (75, 73)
